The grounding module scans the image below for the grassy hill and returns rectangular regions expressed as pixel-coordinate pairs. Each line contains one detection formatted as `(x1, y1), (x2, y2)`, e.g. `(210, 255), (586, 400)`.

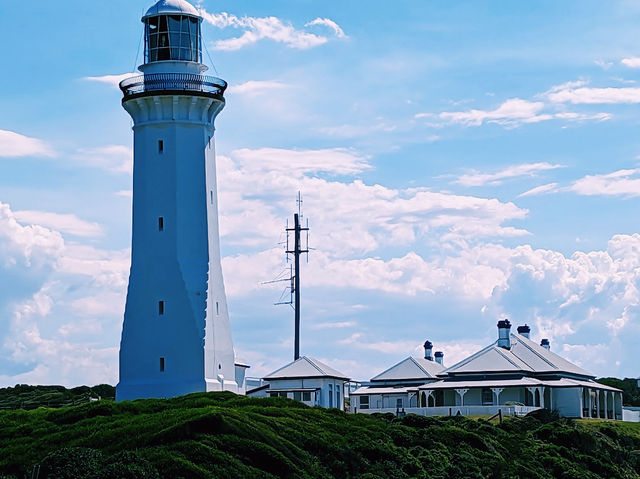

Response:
(0, 385), (115, 411)
(1, 392), (640, 479)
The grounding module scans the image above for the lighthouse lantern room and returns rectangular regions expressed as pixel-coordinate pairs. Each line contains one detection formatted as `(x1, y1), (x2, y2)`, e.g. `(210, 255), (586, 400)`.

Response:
(116, 0), (238, 401)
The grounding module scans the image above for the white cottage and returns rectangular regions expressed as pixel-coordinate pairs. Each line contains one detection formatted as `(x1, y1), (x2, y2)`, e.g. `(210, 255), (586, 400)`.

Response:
(354, 321), (624, 420)
(352, 341), (444, 412)
(247, 356), (350, 409)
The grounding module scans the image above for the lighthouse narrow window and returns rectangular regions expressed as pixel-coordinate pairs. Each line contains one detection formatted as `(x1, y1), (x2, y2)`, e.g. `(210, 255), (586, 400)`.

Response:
(158, 217), (164, 231)
(158, 140), (164, 153)
(210, 191), (213, 205)
(159, 357), (165, 372)
(158, 301), (165, 315)
(216, 302), (219, 315)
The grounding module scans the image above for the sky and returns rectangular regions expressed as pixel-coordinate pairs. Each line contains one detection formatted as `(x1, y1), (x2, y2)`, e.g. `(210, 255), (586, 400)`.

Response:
(1, 0), (640, 387)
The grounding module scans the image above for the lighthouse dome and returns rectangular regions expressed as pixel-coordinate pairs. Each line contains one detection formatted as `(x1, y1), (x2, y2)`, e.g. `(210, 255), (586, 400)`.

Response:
(143, 0), (200, 19)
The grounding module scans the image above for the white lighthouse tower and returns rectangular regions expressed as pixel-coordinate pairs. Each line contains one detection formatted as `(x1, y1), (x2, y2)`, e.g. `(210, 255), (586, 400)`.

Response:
(116, 0), (238, 401)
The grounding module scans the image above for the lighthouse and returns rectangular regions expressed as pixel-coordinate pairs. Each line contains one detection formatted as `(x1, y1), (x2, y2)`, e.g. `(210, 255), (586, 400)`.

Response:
(116, 0), (238, 400)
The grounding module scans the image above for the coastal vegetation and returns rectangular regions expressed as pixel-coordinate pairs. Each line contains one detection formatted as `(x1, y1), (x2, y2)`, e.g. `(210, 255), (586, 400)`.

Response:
(1, 391), (639, 478)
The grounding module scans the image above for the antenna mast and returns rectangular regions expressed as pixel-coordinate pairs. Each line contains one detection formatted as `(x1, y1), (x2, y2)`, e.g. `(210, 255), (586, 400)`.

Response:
(285, 192), (309, 360)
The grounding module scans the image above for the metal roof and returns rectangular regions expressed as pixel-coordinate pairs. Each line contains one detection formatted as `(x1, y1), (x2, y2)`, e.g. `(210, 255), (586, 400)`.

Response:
(419, 377), (621, 392)
(351, 386), (415, 395)
(441, 332), (593, 378)
(371, 356), (444, 382)
(143, 0), (200, 19)
(264, 356), (350, 380)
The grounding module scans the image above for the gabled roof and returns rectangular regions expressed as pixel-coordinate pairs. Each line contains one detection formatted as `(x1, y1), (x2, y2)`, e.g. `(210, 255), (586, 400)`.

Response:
(264, 356), (350, 381)
(441, 333), (593, 378)
(371, 357), (444, 382)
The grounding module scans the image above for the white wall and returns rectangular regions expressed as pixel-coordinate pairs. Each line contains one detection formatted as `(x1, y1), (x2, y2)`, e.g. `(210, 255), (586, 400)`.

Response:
(117, 86), (237, 401)
(266, 377), (347, 409)
(553, 387), (582, 418)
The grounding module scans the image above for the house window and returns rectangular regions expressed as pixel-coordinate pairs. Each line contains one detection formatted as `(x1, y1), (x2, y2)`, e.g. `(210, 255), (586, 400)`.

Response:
(293, 391), (302, 401)
(482, 388), (493, 405)
(158, 301), (165, 315)
(159, 357), (165, 372)
(336, 386), (341, 408)
(329, 384), (333, 408)
(158, 217), (164, 232)
(269, 392), (278, 398)
(158, 140), (164, 153)
(360, 395), (369, 410)
(303, 391), (311, 402)
(396, 398), (403, 409)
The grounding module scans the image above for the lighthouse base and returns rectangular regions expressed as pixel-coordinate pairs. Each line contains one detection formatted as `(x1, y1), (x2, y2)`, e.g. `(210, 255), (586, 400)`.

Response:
(116, 378), (239, 401)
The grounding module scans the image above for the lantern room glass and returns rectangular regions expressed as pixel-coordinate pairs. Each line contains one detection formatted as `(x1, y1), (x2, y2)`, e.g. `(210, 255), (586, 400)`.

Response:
(145, 15), (202, 63)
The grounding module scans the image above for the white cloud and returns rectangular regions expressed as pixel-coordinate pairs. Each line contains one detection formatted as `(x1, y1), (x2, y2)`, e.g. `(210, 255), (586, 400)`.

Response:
(518, 182), (559, 198)
(14, 210), (104, 238)
(547, 83), (640, 104)
(570, 168), (640, 197)
(311, 321), (356, 330)
(0, 130), (54, 158)
(217, 148), (529, 257)
(554, 112), (612, 122)
(439, 98), (552, 127)
(200, 10), (345, 50)
(76, 145), (133, 174)
(454, 163), (563, 187)
(228, 147), (371, 176)
(621, 57), (640, 68)
(226, 80), (288, 96)
(83, 73), (136, 88)
(0, 201), (128, 387)
(305, 18), (347, 38)
(0, 201), (64, 268)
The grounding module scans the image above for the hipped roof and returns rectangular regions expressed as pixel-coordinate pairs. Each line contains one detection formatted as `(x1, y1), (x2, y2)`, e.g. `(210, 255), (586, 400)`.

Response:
(441, 333), (593, 378)
(264, 356), (350, 381)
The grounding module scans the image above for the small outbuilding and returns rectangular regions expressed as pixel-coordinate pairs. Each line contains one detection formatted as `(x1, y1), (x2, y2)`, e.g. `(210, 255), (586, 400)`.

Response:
(247, 356), (350, 409)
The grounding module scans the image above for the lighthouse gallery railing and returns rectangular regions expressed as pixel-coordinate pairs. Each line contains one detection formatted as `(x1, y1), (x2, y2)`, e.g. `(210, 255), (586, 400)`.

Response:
(120, 73), (227, 98)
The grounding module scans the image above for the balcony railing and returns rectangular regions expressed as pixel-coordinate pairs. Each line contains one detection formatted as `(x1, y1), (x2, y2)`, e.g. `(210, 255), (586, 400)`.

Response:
(120, 73), (227, 99)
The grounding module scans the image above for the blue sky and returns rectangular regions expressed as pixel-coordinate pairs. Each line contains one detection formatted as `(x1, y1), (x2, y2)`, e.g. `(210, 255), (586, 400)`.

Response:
(1, 0), (640, 386)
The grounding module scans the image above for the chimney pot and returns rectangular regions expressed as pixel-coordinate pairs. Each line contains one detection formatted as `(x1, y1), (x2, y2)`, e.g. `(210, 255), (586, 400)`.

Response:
(423, 340), (433, 361)
(517, 324), (531, 339)
(541, 338), (550, 350)
(434, 351), (444, 366)
(497, 319), (512, 349)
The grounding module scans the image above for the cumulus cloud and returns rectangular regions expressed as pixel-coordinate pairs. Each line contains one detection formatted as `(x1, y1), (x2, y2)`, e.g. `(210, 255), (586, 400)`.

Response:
(454, 163), (563, 187)
(13, 210), (104, 238)
(216, 147), (529, 256)
(0, 201), (128, 387)
(200, 9), (346, 50)
(0, 130), (55, 158)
